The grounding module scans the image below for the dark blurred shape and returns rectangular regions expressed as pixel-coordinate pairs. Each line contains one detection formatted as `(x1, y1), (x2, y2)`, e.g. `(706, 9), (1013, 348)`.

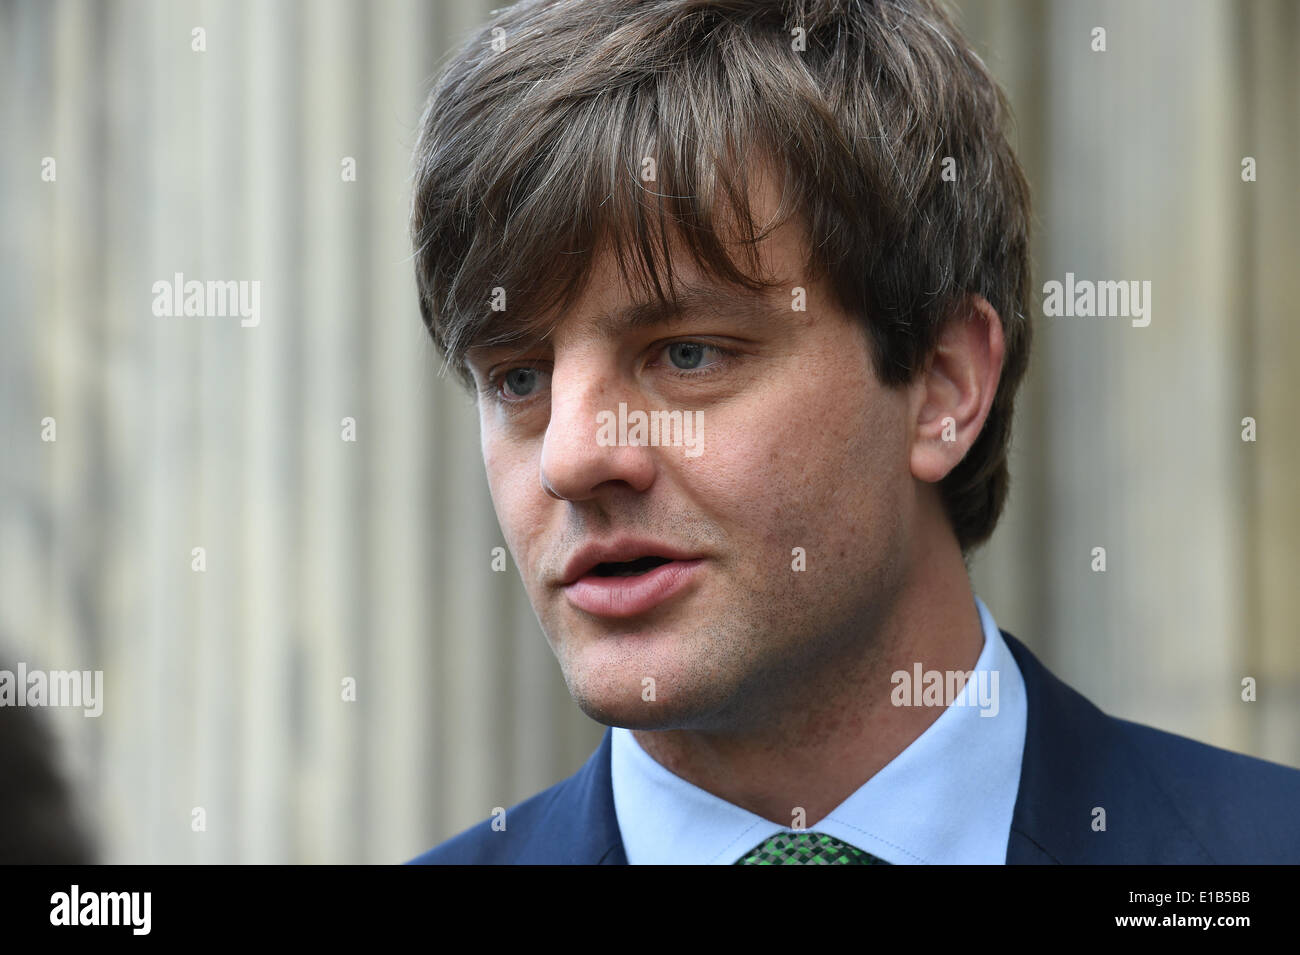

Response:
(0, 656), (97, 864)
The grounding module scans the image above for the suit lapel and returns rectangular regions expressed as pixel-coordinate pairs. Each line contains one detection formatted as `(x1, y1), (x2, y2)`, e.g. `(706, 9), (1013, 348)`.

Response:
(1001, 630), (1213, 863)
(517, 727), (627, 864)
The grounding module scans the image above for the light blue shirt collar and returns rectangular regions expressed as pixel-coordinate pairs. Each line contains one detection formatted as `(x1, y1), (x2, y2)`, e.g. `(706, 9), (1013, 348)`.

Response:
(610, 595), (1027, 864)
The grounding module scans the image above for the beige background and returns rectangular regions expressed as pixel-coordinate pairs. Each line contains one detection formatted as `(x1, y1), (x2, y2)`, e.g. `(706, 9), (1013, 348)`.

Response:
(1, 0), (1296, 863)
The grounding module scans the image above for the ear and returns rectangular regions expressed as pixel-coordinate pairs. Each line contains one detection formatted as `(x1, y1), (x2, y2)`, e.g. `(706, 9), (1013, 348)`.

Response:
(909, 295), (1005, 484)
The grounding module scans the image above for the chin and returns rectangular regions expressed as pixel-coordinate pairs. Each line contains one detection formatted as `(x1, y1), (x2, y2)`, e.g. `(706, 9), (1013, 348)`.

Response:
(571, 694), (681, 730)
(549, 616), (749, 728)
(563, 660), (740, 732)
(561, 661), (673, 729)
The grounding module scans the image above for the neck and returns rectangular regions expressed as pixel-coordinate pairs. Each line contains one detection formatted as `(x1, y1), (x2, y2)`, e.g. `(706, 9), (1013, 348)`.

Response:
(630, 509), (983, 828)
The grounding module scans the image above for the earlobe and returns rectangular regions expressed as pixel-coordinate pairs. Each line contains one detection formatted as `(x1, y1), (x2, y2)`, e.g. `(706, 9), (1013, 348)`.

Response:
(909, 295), (1005, 484)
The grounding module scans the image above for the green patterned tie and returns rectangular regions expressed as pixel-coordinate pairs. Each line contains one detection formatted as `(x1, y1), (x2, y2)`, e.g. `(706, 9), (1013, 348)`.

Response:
(734, 831), (890, 865)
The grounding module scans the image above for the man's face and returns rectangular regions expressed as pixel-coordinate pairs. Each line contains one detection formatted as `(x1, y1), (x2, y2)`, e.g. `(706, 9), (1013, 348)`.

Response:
(467, 175), (921, 733)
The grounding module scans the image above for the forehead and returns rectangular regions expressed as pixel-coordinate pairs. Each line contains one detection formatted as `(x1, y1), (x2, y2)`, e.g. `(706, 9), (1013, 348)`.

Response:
(467, 196), (812, 363)
(579, 275), (793, 340)
(467, 274), (793, 367)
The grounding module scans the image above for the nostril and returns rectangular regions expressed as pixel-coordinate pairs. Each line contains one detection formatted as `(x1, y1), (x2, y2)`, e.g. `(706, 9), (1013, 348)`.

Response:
(540, 469), (565, 500)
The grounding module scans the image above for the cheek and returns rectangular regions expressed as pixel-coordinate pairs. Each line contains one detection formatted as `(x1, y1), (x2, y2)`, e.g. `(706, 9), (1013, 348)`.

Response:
(683, 365), (909, 560)
(480, 429), (542, 565)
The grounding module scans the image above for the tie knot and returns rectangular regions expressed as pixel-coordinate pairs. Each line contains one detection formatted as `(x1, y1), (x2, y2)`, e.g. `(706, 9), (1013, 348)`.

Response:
(734, 831), (890, 865)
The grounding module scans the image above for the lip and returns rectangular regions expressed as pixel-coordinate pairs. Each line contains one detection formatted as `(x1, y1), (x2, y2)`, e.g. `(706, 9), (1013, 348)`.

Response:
(563, 558), (705, 618)
(560, 538), (704, 587)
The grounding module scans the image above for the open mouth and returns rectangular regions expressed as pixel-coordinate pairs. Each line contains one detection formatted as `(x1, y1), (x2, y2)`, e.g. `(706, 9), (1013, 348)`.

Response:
(563, 553), (704, 617)
(588, 556), (674, 577)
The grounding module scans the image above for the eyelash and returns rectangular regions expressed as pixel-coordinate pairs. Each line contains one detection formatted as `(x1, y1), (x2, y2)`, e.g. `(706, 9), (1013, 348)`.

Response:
(650, 341), (736, 379)
(487, 340), (736, 405)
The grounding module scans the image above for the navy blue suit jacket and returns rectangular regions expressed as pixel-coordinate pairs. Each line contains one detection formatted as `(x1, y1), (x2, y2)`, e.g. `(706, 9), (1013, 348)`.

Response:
(410, 632), (1300, 864)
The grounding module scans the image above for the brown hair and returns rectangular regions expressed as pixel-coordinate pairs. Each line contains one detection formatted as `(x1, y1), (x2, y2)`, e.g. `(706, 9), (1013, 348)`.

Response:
(410, 0), (1032, 553)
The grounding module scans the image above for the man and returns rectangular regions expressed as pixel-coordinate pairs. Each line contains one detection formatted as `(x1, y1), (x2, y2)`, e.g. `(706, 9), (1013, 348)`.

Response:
(406, 0), (1300, 864)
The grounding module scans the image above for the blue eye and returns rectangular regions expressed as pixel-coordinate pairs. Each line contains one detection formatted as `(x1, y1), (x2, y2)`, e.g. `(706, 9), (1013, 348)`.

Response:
(658, 341), (735, 378)
(667, 342), (707, 369)
(502, 367), (541, 398)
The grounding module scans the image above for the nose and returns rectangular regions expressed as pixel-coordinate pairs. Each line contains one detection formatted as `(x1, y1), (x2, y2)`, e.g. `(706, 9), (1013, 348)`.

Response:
(539, 368), (656, 502)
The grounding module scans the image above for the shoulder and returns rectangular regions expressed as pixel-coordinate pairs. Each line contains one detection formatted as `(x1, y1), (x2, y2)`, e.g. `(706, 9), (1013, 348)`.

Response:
(405, 727), (625, 865)
(1112, 716), (1300, 859)
(406, 779), (571, 865)
(1002, 629), (1300, 863)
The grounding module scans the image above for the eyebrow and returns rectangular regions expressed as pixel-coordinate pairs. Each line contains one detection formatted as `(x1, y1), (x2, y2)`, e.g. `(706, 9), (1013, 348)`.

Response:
(592, 282), (783, 341)
(466, 281), (784, 366)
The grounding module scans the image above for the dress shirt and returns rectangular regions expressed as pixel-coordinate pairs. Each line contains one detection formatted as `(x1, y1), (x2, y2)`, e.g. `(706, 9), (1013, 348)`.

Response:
(610, 595), (1027, 864)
